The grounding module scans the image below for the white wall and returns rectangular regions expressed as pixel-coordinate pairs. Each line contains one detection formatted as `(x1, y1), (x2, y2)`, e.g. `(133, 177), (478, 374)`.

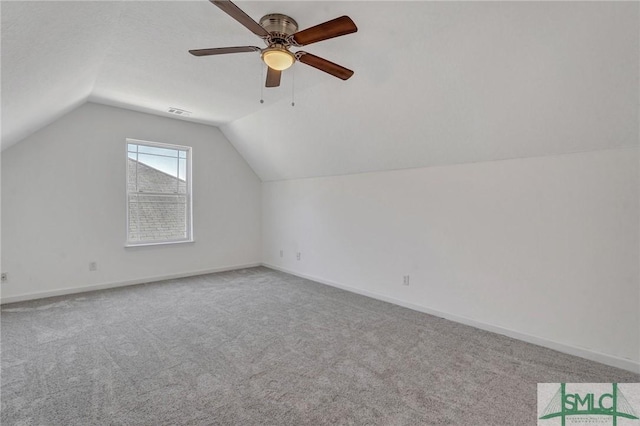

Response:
(1, 102), (261, 301)
(262, 148), (639, 370)
(3, 104), (638, 371)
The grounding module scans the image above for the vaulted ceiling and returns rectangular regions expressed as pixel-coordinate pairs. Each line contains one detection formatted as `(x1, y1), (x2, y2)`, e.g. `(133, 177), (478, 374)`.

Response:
(2, 1), (638, 181)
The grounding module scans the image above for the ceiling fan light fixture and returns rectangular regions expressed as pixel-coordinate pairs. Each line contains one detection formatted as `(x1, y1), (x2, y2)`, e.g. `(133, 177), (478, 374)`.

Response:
(261, 47), (295, 71)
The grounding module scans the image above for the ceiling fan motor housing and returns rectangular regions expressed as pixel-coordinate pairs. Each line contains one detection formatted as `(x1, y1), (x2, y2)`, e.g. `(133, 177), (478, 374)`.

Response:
(260, 14), (299, 43)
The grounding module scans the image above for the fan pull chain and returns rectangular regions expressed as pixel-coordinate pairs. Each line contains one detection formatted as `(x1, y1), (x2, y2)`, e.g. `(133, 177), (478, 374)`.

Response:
(291, 65), (295, 107)
(259, 61), (264, 104)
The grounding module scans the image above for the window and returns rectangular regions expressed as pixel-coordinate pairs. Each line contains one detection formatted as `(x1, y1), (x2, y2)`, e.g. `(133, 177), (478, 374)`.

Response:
(126, 139), (192, 246)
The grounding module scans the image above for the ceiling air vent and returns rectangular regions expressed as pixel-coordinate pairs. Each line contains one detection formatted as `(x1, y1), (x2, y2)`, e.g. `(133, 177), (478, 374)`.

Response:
(167, 107), (192, 117)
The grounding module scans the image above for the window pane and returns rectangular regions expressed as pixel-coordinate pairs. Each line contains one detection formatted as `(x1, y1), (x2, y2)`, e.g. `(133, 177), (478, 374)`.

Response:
(137, 145), (179, 158)
(179, 150), (187, 159)
(177, 159), (187, 193)
(138, 153), (178, 177)
(128, 194), (140, 241)
(128, 194), (187, 242)
(136, 154), (180, 193)
(127, 143), (138, 153)
(127, 157), (138, 192)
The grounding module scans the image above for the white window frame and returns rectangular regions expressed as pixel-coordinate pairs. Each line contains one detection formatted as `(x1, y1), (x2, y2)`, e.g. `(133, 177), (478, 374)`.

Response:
(125, 138), (193, 247)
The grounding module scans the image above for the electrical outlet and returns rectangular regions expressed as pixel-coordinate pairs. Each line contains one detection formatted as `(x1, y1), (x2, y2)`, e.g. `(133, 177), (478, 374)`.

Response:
(1, 273), (7, 283)
(403, 275), (410, 286)
(280, 250), (283, 258)
(296, 252), (301, 261)
(89, 262), (97, 272)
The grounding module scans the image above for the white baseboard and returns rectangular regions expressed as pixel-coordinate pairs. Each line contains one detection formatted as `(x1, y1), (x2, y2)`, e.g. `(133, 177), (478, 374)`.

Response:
(262, 263), (640, 374)
(0, 263), (261, 305)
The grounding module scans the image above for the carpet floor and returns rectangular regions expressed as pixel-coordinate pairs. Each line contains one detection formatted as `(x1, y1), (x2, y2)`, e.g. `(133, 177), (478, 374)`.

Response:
(1, 266), (638, 425)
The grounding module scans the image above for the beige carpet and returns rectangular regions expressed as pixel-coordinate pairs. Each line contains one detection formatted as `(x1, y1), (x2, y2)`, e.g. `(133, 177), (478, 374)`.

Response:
(1, 267), (638, 425)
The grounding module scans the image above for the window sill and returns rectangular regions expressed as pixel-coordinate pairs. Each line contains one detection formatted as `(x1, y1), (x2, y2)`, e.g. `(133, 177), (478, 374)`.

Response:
(125, 239), (194, 248)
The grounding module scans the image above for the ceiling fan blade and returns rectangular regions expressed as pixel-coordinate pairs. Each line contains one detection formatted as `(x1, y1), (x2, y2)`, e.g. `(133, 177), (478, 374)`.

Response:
(297, 52), (354, 80)
(189, 46), (261, 56)
(265, 67), (281, 88)
(210, 0), (269, 38)
(291, 16), (357, 46)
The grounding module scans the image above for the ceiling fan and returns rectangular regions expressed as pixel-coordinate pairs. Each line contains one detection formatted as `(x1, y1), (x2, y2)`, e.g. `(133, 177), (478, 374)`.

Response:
(189, 0), (358, 88)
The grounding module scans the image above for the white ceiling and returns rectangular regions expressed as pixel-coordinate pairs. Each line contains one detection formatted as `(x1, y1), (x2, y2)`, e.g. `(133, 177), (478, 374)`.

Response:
(2, 1), (638, 181)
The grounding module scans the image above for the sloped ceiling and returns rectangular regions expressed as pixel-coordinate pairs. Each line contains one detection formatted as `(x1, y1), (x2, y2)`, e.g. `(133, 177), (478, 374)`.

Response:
(1, 1), (124, 147)
(2, 1), (638, 181)
(1, 1), (337, 150)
